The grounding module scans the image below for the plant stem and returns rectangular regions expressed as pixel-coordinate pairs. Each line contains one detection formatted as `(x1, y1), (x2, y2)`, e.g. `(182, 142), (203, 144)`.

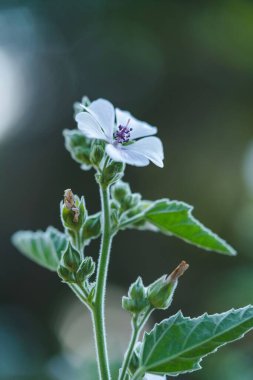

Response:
(119, 307), (153, 380)
(69, 284), (88, 306)
(119, 318), (138, 380)
(131, 367), (145, 380)
(92, 185), (112, 380)
(119, 212), (145, 230)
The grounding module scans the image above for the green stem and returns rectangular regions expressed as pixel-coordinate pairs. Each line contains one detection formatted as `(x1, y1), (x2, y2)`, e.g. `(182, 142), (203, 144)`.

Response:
(119, 307), (153, 380)
(131, 367), (145, 380)
(119, 318), (138, 380)
(69, 284), (89, 307)
(119, 212), (145, 230)
(93, 185), (112, 380)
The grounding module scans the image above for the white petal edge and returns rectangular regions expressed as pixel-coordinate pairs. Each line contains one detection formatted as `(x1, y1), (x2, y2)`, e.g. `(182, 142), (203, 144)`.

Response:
(144, 375), (166, 380)
(106, 144), (150, 167)
(88, 98), (115, 140)
(75, 112), (107, 140)
(124, 137), (164, 168)
(116, 108), (157, 139)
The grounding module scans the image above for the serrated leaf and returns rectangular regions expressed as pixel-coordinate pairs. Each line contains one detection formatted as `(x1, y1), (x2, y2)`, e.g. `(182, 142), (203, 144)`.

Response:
(12, 226), (67, 271)
(145, 200), (236, 255)
(137, 306), (253, 377)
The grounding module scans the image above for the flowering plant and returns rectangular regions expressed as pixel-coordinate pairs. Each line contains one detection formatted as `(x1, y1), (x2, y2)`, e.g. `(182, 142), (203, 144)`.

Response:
(12, 97), (253, 380)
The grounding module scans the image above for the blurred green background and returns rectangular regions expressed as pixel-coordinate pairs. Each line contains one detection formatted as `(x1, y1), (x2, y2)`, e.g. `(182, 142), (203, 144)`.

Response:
(0, 0), (253, 379)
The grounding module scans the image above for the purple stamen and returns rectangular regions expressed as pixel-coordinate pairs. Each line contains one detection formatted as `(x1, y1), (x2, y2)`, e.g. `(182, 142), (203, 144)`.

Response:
(114, 119), (133, 144)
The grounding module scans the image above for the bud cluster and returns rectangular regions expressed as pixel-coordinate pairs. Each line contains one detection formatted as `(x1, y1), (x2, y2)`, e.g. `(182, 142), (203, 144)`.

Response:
(111, 181), (150, 229)
(122, 261), (189, 315)
(122, 277), (149, 314)
(58, 243), (96, 288)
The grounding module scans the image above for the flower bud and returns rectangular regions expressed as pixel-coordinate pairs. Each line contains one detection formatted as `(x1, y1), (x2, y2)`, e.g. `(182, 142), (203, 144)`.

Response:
(147, 261), (189, 310)
(57, 264), (75, 283)
(62, 243), (81, 272)
(90, 143), (105, 166)
(97, 162), (125, 187)
(111, 181), (131, 203)
(76, 257), (96, 283)
(81, 213), (101, 242)
(61, 191), (87, 231)
(122, 277), (149, 314)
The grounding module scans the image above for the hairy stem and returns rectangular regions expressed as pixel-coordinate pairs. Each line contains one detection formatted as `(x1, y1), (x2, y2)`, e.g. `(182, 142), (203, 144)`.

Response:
(131, 367), (145, 380)
(119, 212), (145, 230)
(92, 185), (112, 380)
(119, 307), (153, 380)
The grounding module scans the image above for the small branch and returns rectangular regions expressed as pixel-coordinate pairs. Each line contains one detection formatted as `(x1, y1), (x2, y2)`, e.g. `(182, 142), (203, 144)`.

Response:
(68, 284), (90, 308)
(131, 367), (145, 380)
(118, 212), (146, 230)
(119, 307), (153, 380)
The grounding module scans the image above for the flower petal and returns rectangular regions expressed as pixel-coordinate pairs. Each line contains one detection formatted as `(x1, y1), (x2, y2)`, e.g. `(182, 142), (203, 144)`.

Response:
(106, 144), (149, 167)
(116, 108), (157, 139)
(75, 112), (106, 140)
(124, 136), (164, 167)
(88, 99), (115, 140)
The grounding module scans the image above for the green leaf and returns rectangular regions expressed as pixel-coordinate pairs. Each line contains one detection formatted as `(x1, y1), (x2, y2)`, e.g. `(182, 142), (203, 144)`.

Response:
(137, 306), (253, 377)
(145, 200), (236, 255)
(63, 129), (92, 170)
(12, 226), (67, 271)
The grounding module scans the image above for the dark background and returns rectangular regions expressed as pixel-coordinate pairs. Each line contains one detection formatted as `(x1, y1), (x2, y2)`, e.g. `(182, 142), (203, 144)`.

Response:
(1, 1), (253, 379)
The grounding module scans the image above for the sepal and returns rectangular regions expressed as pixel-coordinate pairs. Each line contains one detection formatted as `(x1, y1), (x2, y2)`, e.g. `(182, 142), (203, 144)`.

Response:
(57, 264), (76, 283)
(90, 141), (105, 167)
(76, 257), (96, 283)
(147, 261), (189, 310)
(81, 213), (101, 242)
(122, 277), (149, 314)
(96, 162), (125, 187)
(62, 243), (81, 272)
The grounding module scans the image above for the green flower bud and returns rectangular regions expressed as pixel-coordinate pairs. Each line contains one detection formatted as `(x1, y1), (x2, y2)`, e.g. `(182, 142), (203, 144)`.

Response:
(82, 213), (101, 242)
(111, 181), (131, 203)
(57, 265), (75, 283)
(111, 181), (142, 213)
(122, 277), (149, 314)
(61, 190), (87, 231)
(97, 162), (125, 187)
(76, 257), (96, 283)
(147, 261), (189, 310)
(90, 143), (105, 166)
(63, 129), (92, 170)
(62, 243), (81, 272)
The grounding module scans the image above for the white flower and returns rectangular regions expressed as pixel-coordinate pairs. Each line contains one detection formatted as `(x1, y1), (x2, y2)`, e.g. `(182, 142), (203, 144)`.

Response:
(144, 374), (166, 380)
(75, 98), (164, 168)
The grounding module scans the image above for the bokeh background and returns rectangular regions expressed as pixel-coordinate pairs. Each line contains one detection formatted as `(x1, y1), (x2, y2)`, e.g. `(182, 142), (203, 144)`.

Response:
(1, 0), (253, 379)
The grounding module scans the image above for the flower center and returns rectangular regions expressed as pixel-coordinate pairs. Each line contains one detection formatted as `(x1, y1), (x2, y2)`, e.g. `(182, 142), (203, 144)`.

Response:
(114, 119), (133, 144)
